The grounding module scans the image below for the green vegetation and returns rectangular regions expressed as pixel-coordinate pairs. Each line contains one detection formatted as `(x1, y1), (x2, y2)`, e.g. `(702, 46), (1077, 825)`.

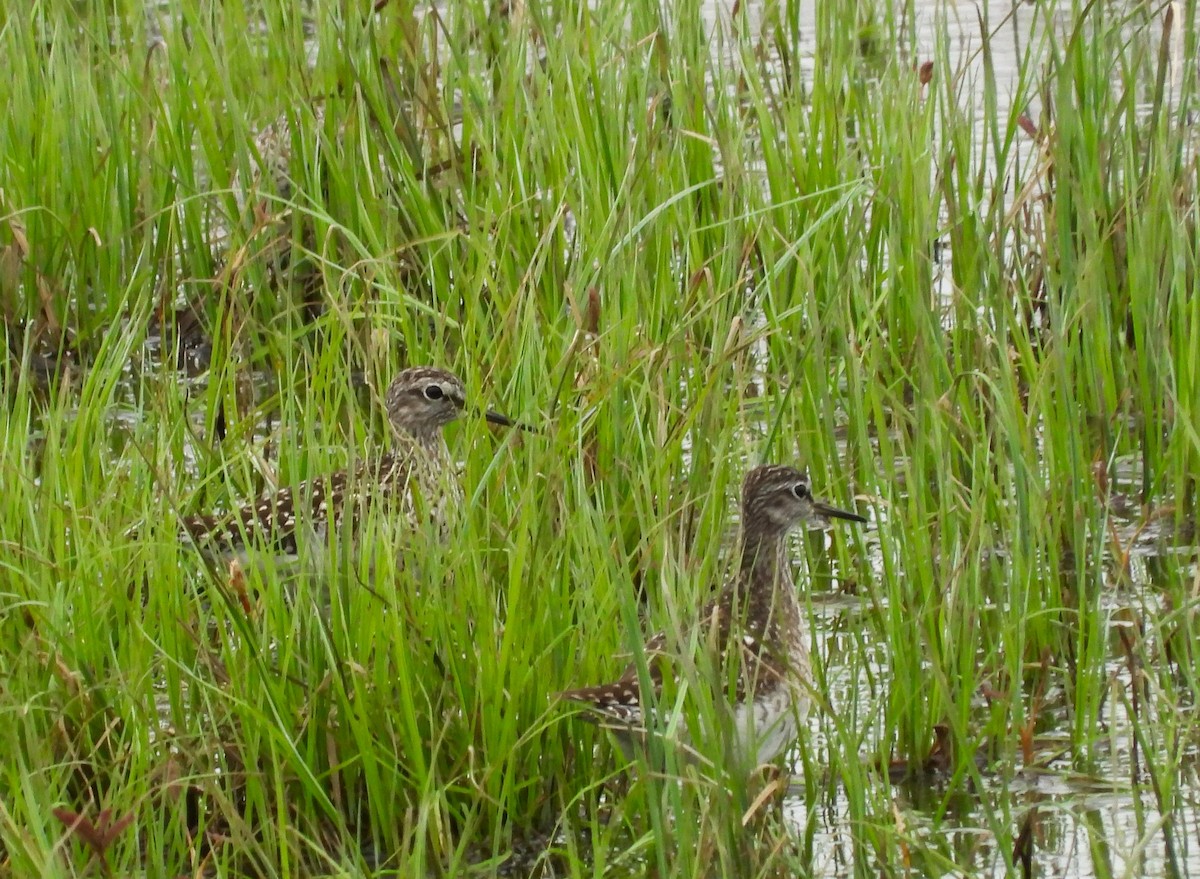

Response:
(1, 0), (1197, 875)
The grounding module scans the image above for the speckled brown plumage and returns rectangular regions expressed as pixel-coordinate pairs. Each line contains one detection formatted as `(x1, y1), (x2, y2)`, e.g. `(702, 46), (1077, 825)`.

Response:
(561, 464), (866, 766)
(181, 366), (520, 561)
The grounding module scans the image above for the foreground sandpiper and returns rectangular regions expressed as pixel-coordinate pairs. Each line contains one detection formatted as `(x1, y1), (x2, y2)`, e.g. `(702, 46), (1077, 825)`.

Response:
(561, 464), (866, 767)
(181, 366), (526, 563)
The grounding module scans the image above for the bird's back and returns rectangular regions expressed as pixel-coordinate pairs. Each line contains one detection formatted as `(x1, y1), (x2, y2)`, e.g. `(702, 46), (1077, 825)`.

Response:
(179, 451), (428, 561)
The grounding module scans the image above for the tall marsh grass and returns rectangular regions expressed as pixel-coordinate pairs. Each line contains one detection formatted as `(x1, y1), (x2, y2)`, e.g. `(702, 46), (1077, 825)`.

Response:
(1, 0), (1197, 875)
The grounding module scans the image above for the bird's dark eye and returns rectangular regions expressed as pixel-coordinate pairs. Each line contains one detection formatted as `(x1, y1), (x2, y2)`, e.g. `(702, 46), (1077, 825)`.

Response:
(424, 384), (445, 401)
(792, 482), (810, 500)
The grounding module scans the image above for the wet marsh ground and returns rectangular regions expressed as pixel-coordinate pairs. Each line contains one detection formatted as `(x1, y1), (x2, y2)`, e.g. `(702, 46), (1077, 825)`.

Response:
(1, 0), (1199, 876)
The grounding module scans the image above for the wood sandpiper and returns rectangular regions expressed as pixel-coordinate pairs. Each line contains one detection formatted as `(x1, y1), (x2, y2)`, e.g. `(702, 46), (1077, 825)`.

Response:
(560, 464), (866, 768)
(181, 366), (527, 563)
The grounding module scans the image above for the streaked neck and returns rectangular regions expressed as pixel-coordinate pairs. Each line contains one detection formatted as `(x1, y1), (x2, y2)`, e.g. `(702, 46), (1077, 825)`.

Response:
(738, 521), (788, 586)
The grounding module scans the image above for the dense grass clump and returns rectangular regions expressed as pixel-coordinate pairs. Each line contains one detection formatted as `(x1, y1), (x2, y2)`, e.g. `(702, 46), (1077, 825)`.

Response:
(1, 0), (1197, 875)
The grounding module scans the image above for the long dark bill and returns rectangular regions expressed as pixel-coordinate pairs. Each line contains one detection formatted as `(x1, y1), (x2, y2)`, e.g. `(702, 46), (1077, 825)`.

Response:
(483, 409), (540, 434)
(812, 500), (867, 523)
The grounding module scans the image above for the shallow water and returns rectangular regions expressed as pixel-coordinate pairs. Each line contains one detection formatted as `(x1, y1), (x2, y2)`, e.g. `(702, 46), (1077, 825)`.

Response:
(791, 486), (1200, 878)
(690, 1), (1199, 873)
(804, 591), (1200, 877)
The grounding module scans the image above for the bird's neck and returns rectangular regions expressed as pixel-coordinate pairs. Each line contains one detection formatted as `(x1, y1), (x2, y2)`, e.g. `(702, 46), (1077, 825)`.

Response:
(395, 427), (448, 461)
(738, 523), (788, 588)
(732, 522), (802, 649)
